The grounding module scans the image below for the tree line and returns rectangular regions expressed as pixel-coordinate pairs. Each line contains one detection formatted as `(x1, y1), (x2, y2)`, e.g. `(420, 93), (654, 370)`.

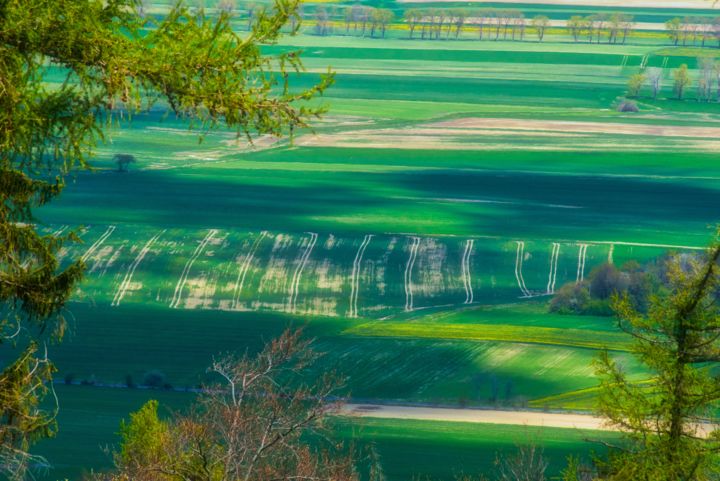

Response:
(665, 16), (720, 47)
(626, 59), (720, 102)
(303, 6), (720, 49)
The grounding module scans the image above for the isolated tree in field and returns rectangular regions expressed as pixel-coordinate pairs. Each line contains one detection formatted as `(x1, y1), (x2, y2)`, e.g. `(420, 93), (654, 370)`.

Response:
(0, 0), (332, 478)
(532, 15), (550, 41)
(697, 57), (716, 102)
(627, 73), (646, 98)
(673, 64), (691, 99)
(114, 154), (137, 173)
(97, 329), (365, 481)
(595, 234), (720, 480)
(646, 67), (664, 99)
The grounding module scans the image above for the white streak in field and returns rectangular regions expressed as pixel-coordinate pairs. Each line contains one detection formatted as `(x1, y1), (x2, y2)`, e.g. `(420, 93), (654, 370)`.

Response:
(546, 242), (560, 294)
(404, 236), (421, 312)
(461, 239), (474, 304)
(51, 225), (68, 237)
(576, 244), (588, 283)
(170, 229), (217, 308)
(514, 241), (531, 297)
(349, 234), (373, 318)
(112, 230), (165, 306)
(288, 232), (318, 313)
(590, 240), (703, 250)
(608, 244), (614, 265)
(81, 225), (116, 262)
(232, 231), (267, 310)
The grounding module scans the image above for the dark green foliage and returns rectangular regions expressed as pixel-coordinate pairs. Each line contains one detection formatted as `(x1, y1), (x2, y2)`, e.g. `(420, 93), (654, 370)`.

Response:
(550, 262), (652, 316)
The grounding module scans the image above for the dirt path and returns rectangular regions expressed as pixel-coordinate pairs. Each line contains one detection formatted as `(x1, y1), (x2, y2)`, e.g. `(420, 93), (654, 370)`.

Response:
(342, 404), (609, 431)
(343, 404), (718, 437)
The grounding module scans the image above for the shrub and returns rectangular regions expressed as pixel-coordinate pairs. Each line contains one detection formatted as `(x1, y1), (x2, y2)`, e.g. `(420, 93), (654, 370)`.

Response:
(616, 99), (639, 112)
(142, 370), (166, 388)
(549, 282), (590, 314)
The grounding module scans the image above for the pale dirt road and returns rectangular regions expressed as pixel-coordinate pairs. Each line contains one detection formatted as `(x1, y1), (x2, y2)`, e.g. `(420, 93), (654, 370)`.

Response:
(342, 404), (609, 431)
(342, 404), (718, 437)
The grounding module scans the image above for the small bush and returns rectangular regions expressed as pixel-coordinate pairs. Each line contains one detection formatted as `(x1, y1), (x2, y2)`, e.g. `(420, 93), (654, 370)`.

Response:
(142, 370), (166, 388)
(549, 282), (590, 314)
(616, 98), (639, 112)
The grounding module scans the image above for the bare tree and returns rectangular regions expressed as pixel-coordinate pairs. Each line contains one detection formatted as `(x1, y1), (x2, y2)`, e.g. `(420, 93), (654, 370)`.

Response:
(405, 9), (420, 39)
(567, 15), (583, 42)
(619, 14), (635, 44)
(315, 5), (329, 36)
(217, 0), (236, 15)
(98, 329), (363, 481)
(698, 57), (716, 101)
(476, 9), (490, 40)
(646, 67), (664, 99)
(496, 443), (549, 481)
(532, 15), (549, 41)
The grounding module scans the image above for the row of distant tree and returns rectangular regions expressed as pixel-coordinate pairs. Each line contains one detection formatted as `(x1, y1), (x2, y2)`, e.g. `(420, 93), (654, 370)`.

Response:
(181, 2), (720, 48)
(665, 16), (720, 47)
(306, 6), (720, 47)
(627, 59), (720, 102)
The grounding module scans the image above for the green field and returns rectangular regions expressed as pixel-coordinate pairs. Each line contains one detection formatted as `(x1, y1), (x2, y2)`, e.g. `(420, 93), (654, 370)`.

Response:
(17, 1), (720, 479)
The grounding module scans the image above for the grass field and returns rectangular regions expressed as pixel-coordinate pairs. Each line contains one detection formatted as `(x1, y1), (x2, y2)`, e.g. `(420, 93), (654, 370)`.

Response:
(20, 2), (720, 479)
(34, 385), (618, 481)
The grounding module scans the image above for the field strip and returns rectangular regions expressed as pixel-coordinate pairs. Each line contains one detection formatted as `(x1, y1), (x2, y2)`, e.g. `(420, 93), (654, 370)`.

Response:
(232, 231), (267, 310)
(170, 229), (217, 309)
(344, 322), (631, 351)
(590, 240), (705, 250)
(462, 239), (474, 305)
(576, 244), (589, 283)
(81, 225), (115, 262)
(111, 230), (165, 307)
(396, 0), (712, 9)
(514, 241), (531, 298)
(349, 234), (373, 318)
(342, 404), (609, 431)
(404, 236), (421, 312)
(288, 232), (319, 313)
(428, 118), (720, 139)
(342, 404), (720, 437)
(546, 243), (561, 295)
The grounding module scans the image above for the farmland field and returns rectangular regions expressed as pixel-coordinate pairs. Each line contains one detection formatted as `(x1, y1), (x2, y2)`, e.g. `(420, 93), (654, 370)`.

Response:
(16, 0), (720, 479)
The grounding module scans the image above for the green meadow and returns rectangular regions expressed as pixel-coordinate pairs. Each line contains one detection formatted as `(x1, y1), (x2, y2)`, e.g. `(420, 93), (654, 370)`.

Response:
(21, 2), (720, 479)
